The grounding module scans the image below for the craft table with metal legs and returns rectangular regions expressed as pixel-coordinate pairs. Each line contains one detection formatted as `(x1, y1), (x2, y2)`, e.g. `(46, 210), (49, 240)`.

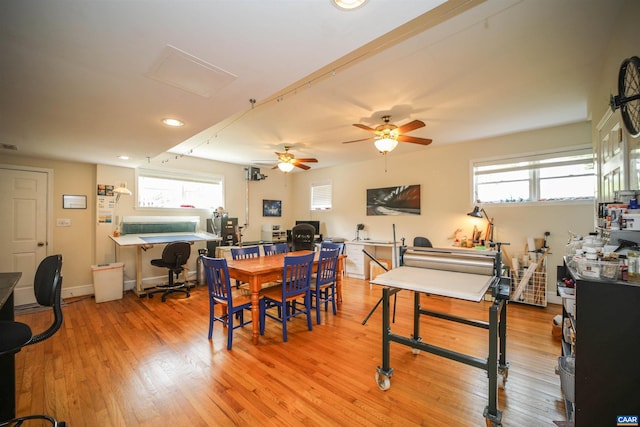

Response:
(371, 266), (510, 426)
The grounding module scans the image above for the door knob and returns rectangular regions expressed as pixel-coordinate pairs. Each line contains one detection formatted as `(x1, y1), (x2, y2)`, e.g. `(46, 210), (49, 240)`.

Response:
(37, 242), (45, 247)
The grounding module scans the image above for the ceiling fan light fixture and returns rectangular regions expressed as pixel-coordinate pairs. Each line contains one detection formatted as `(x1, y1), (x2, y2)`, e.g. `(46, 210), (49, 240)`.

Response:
(374, 136), (398, 153)
(332, 0), (368, 10)
(278, 162), (295, 173)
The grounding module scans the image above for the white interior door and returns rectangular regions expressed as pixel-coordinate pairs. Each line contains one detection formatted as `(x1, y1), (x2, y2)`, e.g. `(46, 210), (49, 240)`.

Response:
(0, 167), (49, 306)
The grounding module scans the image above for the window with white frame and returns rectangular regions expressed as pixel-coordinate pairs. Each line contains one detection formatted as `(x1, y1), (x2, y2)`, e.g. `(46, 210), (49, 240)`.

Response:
(472, 145), (595, 204)
(310, 180), (332, 211)
(136, 168), (224, 209)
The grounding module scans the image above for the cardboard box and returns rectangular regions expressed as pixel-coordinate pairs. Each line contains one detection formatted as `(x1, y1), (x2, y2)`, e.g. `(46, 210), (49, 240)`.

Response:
(370, 259), (390, 280)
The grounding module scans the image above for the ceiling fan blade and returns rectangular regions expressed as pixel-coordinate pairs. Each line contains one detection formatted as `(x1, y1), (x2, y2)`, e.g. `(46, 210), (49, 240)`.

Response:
(353, 123), (376, 132)
(295, 158), (318, 163)
(397, 135), (433, 145)
(294, 163), (310, 170)
(397, 120), (425, 134)
(342, 137), (374, 144)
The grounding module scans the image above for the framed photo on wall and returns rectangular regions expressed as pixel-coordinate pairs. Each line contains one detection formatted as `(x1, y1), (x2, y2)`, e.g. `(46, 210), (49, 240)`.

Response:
(63, 194), (87, 209)
(263, 199), (282, 217)
(366, 184), (420, 216)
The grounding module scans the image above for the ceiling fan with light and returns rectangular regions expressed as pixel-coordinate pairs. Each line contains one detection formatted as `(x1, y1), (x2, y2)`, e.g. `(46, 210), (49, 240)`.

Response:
(271, 146), (318, 172)
(342, 115), (432, 153)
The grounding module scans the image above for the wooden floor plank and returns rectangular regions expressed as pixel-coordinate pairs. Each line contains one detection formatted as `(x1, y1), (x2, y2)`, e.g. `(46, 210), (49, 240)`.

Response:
(12, 277), (566, 426)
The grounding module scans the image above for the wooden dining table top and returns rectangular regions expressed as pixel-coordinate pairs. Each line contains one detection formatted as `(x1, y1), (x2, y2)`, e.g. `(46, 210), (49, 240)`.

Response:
(225, 250), (315, 275)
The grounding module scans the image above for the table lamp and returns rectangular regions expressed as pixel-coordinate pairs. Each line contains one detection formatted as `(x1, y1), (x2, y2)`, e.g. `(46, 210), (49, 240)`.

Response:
(467, 206), (494, 243)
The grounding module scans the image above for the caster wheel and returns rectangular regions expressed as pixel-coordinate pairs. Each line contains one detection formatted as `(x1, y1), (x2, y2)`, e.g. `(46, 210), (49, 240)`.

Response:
(375, 372), (391, 391)
(148, 294), (154, 298)
(498, 375), (506, 389)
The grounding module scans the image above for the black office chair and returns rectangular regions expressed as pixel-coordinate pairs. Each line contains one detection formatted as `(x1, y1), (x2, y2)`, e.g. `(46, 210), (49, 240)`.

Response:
(413, 236), (433, 248)
(0, 254), (66, 427)
(148, 241), (191, 302)
(291, 223), (316, 251)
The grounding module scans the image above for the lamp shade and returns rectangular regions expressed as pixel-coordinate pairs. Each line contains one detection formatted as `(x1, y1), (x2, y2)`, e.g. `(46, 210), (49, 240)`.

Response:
(467, 206), (483, 218)
(113, 186), (132, 196)
(374, 136), (398, 153)
(278, 162), (295, 173)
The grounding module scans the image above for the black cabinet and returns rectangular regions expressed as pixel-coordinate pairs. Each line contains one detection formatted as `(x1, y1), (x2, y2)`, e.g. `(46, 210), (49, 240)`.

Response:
(566, 264), (640, 426)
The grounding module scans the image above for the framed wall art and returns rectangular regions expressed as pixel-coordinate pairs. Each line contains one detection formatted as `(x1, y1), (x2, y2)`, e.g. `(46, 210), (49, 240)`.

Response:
(366, 185), (420, 216)
(63, 194), (87, 209)
(263, 199), (282, 217)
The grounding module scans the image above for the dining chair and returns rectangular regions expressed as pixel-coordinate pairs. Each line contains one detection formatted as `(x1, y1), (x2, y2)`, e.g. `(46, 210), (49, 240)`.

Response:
(259, 252), (315, 342)
(310, 247), (339, 325)
(0, 254), (66, 426)
(200, 256), (254, 350)
(230, 246), (261, 290)
(230, 245), (261, 260)
(148, 241), (191, 301)
(262, 242), (288, 256)
(320, 241), (345, 254)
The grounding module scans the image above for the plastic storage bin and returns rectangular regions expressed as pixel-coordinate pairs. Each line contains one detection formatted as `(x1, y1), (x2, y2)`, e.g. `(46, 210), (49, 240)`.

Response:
(558, 356), (575, 403)
(92, 262), (124, 303)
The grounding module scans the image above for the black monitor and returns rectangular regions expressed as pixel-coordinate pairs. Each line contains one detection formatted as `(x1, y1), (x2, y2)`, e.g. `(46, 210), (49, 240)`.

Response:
(295, 220), (320, 235)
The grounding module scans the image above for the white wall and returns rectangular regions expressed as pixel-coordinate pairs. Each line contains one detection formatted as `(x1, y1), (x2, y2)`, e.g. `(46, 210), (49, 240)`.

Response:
(292, 122), (596, 303)
(95, 157), (294, 288)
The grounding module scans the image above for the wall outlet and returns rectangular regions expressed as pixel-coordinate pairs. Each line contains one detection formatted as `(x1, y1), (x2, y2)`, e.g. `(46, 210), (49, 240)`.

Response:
(56, 218), (71, 227)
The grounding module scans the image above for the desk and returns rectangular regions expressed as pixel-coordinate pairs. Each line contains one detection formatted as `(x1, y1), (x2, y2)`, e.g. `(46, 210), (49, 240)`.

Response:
(0, 272), (23, 421)
(226, 251), (345, 344)
(370, 266), (510, 426)
(109, 232), (221, 296)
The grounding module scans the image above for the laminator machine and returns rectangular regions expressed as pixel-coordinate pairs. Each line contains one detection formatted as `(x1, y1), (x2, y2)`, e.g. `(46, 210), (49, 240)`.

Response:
(369, 246), (511, 426)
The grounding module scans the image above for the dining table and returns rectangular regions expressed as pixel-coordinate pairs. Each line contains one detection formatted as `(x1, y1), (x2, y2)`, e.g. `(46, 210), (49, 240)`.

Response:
(225, 250), (345, 344)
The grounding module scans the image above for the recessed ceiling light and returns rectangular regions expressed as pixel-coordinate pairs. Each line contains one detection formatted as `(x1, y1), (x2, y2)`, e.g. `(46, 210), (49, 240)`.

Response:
(332, 0), (368, 10)
(118, 155), (130, 160)
(162, 118), (185, 127)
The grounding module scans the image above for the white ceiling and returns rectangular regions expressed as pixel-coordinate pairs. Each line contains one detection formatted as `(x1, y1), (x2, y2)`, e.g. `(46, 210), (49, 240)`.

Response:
(0, 0), (624, 172)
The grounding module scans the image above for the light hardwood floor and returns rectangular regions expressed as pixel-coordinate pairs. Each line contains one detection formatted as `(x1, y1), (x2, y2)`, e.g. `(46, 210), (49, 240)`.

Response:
(14, 277), (566, 426)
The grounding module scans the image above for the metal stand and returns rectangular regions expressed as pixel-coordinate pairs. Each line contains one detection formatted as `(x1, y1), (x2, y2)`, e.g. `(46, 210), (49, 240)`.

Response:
(361, 249), (398, 325)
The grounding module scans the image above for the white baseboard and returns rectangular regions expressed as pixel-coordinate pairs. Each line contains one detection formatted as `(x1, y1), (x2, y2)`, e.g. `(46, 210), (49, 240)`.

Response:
(60, 272), (199, 299)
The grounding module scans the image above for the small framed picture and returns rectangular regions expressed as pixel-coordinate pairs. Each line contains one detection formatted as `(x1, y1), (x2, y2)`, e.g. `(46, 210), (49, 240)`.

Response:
(63, 194), (87, 209)
(263, 199), (282, 217)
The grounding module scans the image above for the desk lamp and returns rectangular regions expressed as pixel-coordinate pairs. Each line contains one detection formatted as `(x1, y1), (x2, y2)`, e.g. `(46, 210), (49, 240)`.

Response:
(467, 206), (494, 243)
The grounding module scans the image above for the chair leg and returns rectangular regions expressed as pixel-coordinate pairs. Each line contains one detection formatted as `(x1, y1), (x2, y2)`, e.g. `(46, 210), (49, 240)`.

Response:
(259, 300), (266, 336)
(331, 286), (337, 315)
(315, 290), (321, 325)
(305, 293), (313, 332)
(208, 300), (215, 339)
(226, 309), (234, 350)
(282, 302), (289, 342)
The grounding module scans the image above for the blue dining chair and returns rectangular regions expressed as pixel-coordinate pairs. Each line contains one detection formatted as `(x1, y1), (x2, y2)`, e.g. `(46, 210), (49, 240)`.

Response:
(230, 246), (260, 259)
(200, 256), (254, 350)
(259, 252), (315, 342)
(310, 247), (339, 325)
(320, 241), (345, 254)
(262, 242), (288, 256)
(230, 246), (260, 290)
